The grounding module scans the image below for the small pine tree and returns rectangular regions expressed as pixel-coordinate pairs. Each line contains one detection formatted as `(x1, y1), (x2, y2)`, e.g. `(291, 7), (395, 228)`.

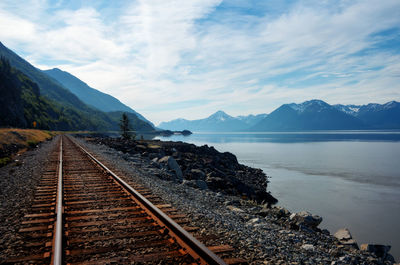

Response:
(120, 113), (135, 140)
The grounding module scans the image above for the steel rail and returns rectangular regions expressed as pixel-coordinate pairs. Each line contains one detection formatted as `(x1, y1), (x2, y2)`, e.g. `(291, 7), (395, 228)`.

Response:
(52, 136), (63, 265)
(68, 135), (227, 265)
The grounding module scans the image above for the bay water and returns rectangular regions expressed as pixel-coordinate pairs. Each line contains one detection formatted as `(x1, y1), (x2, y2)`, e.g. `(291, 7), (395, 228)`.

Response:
(156, 131), (400, 260)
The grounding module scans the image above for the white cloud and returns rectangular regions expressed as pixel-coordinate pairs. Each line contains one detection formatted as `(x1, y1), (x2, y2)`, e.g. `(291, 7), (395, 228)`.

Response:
(0, 0), (399, 124)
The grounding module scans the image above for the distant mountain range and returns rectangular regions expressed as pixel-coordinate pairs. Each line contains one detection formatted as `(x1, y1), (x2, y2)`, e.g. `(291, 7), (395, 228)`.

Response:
(159, 100), (400, 132)
(159, 111), (268, 131)
(0, 42), (154, 131)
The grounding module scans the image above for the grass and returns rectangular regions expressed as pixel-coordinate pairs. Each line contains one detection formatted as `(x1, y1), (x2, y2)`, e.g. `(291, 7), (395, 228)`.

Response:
(0, 128), (55, 146)
(0, 157), (11, 167)
(0, 128), (58, 167)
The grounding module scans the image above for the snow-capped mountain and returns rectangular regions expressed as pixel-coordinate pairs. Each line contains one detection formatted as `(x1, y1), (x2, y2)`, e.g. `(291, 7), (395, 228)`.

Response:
(251, 99), (366, 131)
(237, 114), (268, 126)
(159, 100), (400, 132)
(333, 104), (362, 116)
(159, 111), (265, 132)
(207, 110), (235, 122)
(333, 101), (400, 128)
(355, 101), (400, 128)
(288, 99), (331, 113)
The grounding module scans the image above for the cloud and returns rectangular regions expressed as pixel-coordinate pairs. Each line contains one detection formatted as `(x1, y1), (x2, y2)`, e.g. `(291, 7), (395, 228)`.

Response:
(0, 0), (399, 124)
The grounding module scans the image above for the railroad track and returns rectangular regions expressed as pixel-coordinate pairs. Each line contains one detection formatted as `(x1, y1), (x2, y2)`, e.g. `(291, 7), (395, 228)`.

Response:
(5, 135), (245, 264)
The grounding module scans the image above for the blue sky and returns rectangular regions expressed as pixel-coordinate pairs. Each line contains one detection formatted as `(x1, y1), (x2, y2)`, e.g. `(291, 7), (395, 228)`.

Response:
(1, 0), (399, 124)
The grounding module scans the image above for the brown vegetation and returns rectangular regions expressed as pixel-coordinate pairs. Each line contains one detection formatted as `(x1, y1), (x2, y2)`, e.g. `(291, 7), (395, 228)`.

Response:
(0, 128), (56, 166)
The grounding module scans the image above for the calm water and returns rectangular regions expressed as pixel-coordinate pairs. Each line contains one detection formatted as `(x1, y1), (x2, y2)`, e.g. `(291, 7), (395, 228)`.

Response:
(156, 131), (400, 260)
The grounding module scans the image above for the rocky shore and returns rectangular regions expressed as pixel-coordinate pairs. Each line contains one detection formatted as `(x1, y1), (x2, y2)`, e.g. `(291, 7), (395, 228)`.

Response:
(76, 136), (397, 264)
(85, 136), (278, 205)
(0, 135), (397, 264)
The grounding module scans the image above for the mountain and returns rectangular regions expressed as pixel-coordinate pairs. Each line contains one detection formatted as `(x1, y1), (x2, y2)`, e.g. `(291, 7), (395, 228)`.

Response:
(0, 42), (154, 131)
(335, 101), (400, 129)
(237, 114), (268, 127)
(43, 68), (154, 127)
(0, 42), (89, 111)
(159, 111), (249, 131)
(333, 104), (362, 116)
(160, 100), (400, 132)
(105, 111), (154, 132)
(252, 100), (366, 131)
(0, 57), (78, 130)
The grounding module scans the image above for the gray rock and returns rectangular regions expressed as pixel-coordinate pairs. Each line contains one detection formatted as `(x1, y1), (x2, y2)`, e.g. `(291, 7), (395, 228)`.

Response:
(246, 218), (261, 226)
(227, 205), (245, 213)
(195, 179), (208, 190)
(182, 179), (208, 190)
(334, 228), (352, 241)
(271, 206), (290, 218)
(334, 228), (358, 249)
(158, 156), (183, 181)
(190, 169), (206, 180)
(360, 244), (392, 259)
(301, 244), (315, 251)
(289, 211), (322, 229)
(256, 208), (269, 217)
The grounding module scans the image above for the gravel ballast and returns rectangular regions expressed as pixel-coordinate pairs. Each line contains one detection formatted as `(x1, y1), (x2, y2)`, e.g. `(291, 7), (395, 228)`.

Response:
(0, 136), (59, 262)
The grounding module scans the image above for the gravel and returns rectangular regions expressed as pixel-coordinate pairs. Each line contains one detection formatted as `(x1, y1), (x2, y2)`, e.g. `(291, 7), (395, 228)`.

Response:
(0, 136), (59, 262)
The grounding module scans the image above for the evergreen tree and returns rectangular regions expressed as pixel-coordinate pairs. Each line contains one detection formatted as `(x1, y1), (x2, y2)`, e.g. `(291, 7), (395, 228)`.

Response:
(120, 112), (135, 140)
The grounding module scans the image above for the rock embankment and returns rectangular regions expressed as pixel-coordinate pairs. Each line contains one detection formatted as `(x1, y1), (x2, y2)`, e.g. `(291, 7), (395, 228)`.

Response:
(85, 137), (278, 205)
(75, 136), (393, 265)
(77, 136), (396, 264)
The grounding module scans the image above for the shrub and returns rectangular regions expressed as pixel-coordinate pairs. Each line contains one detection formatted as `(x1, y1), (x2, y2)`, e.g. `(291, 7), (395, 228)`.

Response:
(27, 140), (38, 148)
(0, 157), (11, 167)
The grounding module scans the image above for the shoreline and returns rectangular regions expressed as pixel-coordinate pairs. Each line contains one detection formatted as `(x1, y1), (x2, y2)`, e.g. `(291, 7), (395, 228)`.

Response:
(76, 135), (397, 264)
(0, 135), (396, 263)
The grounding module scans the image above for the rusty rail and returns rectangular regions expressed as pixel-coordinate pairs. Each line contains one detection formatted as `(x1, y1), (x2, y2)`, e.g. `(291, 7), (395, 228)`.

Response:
(52, 136), (63, 265)
(69, 135), (227, 265)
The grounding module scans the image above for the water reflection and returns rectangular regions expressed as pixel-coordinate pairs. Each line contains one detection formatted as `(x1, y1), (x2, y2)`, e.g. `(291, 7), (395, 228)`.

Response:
(156, 130), (400, 143)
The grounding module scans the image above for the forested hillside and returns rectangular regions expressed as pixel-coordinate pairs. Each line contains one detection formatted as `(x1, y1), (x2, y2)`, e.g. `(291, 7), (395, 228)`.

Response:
(0, 42), (156, 132)
(0, 57), (95, 130)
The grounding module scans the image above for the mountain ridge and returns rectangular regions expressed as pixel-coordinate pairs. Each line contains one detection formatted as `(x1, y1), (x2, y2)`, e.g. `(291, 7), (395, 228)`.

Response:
(43, 68), (154, 127)
(160, 100), (400, 132)
(0, 42), (154, 131)
(159, 111), (268, 132)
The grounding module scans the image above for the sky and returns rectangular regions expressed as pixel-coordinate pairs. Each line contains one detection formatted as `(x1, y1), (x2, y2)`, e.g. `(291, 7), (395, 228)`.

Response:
(1, 0), (400, 125)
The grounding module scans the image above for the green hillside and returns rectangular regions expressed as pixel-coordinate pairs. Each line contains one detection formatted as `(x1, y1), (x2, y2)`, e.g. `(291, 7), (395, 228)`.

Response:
(0, 57), (79, 130)
(0, 42), (155, 132)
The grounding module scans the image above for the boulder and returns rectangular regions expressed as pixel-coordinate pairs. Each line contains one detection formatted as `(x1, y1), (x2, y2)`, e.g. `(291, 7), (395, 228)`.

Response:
(195, 179), (208, 190)
(271, 206), (290, 219)
(360, 244), (393, 260)
(256, 208), (269, 217)
(158, 156), (183, 181)
(334, 228), (358, 249)
(189, 169), (206, 180)
(182, 179), (208, 190)
(205, 176), (226, 189)
(289, 211), (322, 229)
(334, 228), (352, 241)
